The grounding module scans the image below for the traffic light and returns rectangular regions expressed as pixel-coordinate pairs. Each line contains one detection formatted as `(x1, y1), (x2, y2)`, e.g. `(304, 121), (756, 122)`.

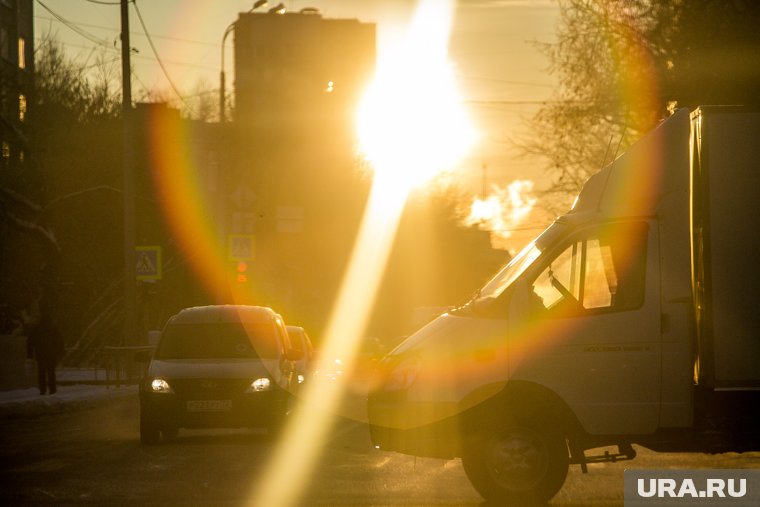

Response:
(236, 261), (248, 283)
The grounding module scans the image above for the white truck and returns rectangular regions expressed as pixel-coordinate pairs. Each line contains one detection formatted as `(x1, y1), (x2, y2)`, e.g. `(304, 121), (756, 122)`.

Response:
(367, 106), (760, 504)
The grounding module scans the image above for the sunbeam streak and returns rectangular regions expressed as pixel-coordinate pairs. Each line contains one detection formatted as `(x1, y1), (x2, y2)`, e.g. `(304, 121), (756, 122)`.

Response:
(247, 1), (474, 505)
(247, 179), (407, 507)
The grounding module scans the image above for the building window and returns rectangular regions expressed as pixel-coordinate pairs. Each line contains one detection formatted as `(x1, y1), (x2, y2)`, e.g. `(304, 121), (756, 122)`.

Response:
(2, 141), (10, 165)
(0, 83), (8, 116)
(18, 37), (25, 69)
(18, 94), (26, 122)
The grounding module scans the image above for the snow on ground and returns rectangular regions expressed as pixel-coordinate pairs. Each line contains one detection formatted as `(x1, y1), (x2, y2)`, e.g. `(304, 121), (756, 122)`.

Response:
(0, 368), (137, 418)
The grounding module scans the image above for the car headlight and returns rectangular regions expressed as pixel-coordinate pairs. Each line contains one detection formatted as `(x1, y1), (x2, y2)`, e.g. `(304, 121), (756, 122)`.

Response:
(149, 378), (174, 394)
(245, 377), (272, 393)
(383, 356), (421, 392)
(297, 374), (306, 384)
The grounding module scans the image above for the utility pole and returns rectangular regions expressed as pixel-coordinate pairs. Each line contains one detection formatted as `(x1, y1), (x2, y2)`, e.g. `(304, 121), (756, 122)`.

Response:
(121, 0), (137, 345)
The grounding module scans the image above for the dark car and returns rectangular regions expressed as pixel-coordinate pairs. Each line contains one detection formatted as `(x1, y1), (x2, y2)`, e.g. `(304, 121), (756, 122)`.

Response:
(286, 325), (314, 384)
(139, 305), (299, 444)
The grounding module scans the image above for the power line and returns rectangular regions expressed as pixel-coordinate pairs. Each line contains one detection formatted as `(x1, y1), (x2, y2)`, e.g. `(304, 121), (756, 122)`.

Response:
(34, 10), (222, 78)
(34, 12), (554, 91)
(81, 55), (120, 70)
(35, 0), (113, 48)
(35, 3), (200, 111)
(34, 14), (220, 49)
(466, 100), (551, 106)
(131, 0), (194, 115)
(460, 75), (555, 88)
(35, 37), (219, 73)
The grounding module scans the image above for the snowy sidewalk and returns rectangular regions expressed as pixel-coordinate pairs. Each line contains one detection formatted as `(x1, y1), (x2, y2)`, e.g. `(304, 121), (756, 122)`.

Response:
(0, 368), (137, 418)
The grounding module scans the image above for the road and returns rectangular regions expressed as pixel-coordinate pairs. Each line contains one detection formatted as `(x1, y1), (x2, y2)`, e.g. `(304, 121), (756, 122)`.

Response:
(2, 394), (759, 506)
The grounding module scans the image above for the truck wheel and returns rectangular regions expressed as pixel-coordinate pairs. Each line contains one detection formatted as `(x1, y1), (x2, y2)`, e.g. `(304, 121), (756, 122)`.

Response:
(140, 415), (160, 445)
(461, 422), (568, 505)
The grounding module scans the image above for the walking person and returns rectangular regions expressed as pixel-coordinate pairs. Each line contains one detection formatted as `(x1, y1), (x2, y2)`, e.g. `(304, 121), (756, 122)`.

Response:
(27, 313), (64, 395)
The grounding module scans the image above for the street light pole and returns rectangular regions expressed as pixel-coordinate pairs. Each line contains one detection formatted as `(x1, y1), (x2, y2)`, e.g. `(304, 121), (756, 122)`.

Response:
(219, 22), (234, 123)
(219, 0), (268, 123)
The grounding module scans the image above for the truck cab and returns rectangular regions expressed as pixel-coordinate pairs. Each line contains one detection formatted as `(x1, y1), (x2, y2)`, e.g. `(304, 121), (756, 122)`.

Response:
(368, 107), (760, 504)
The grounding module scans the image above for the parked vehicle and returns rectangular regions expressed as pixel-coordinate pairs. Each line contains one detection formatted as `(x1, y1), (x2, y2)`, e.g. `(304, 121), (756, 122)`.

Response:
(139, 305), (299, 444)
(286, 325), (314, 384)
(368, 106), (760, 504)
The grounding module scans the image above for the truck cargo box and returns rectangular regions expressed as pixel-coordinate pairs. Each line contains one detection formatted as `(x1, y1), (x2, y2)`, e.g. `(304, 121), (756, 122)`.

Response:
(691, 106), (760, 388)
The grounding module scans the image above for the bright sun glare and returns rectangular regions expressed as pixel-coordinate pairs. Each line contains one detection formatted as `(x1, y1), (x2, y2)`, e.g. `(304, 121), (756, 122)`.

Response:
(357, 1), (476, 193)
(248, 2), (475, 506)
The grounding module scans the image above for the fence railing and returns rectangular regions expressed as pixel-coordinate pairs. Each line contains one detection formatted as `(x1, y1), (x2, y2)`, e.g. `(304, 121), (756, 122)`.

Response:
(102, 345), (155, 387)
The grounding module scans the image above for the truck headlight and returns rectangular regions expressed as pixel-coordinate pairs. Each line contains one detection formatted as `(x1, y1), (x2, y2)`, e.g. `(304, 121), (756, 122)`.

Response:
(149, 378), (173, 393)
(245, 377), (272, 393)
(383, 356), (421, 391)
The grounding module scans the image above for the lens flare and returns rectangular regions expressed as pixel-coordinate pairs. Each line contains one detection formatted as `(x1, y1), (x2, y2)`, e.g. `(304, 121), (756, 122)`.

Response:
(145, 105), (267, 305)
(247, 1), (474, 505)
(145, 106), (228, 297)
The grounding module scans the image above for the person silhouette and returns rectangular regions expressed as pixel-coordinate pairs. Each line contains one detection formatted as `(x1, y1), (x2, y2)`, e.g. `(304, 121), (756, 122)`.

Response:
(27, 313), (64, 395)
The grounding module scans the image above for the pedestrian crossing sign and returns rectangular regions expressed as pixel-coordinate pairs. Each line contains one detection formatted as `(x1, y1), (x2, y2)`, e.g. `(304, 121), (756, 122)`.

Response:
(136, 246), (162, 281)
(228, 235), (255, 261)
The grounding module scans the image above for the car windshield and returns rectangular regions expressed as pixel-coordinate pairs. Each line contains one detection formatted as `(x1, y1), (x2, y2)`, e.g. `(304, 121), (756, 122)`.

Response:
(155, 321), (279, 360)
(476, 222), (567, 301)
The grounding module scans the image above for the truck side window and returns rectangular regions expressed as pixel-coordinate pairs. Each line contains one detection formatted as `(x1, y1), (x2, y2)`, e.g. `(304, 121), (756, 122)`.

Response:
(531, 222), (648, 314)
(533, 243), (581, 309)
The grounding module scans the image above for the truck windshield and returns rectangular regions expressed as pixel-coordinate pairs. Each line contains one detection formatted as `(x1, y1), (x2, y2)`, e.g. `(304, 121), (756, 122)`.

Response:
(476, 222), (567, 301)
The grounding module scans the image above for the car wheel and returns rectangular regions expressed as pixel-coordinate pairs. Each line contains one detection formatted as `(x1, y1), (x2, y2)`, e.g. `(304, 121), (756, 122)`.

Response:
(461, 421), (568, 505)
(140, 414), (161, 445)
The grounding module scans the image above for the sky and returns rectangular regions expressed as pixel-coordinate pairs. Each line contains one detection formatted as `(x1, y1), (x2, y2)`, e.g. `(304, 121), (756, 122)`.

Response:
(33, 0), (560, 249)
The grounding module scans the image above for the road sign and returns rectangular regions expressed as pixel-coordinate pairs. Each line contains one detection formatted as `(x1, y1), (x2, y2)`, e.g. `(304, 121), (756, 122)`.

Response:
(230, 186), (256, 210)
(227, 235), (255, 261)
(136, 246), (162, 281)
(231, 212), (256, 234)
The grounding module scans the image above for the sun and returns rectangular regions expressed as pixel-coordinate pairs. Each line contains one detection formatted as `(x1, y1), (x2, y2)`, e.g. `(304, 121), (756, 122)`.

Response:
(356, 0), (476, 194)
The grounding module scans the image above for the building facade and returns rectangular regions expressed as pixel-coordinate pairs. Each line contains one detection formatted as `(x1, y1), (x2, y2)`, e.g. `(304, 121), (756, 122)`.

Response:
(232, 7), (375, 215)
(0, 0), (37, 330)
(0, 0), (33, 178)
(227, 8), (376, 330)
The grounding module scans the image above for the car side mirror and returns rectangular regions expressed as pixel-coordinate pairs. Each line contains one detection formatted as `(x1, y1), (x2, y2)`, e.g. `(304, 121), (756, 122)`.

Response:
(285, 348), (302, 362)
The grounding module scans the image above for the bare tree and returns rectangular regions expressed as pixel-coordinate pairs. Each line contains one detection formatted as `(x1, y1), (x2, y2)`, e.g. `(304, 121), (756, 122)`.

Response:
(526, 0), (760, 208)
(1, 34), (123, 351)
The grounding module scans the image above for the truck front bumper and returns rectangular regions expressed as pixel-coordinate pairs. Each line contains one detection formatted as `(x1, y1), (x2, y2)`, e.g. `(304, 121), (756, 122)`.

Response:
(367, 391), (463, 459)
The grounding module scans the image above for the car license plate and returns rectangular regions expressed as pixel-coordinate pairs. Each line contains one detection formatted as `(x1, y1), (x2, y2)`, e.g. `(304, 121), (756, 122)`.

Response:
(186, 399), (232, 412)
